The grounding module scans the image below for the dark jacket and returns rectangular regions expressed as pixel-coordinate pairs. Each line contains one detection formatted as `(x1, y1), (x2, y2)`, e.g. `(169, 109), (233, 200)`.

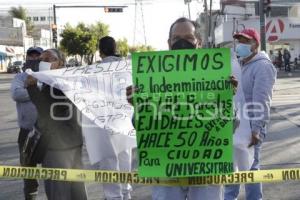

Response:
(27, 84), (83, 150)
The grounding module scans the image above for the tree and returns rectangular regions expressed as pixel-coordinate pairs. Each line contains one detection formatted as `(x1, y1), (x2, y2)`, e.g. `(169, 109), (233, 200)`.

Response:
(76, 23), (98, 64)
(60, 21), (109, 65)
(60, 24), (78, 56)
(9, 6), (34, 36)
(91, 22), (110, 42)
(116, 38), (129, 57)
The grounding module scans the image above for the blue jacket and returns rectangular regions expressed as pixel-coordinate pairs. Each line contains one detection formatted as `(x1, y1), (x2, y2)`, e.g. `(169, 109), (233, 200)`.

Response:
(10, 73), (37, 130)
(241, 52), (277, 136)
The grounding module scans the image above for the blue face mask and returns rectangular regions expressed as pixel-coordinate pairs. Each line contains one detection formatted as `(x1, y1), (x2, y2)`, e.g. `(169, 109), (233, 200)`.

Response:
(236, 43), (252, 59)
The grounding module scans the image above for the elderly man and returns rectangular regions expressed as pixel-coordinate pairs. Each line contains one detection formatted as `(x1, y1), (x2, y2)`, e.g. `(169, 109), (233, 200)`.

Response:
(224, 28), (277, 200)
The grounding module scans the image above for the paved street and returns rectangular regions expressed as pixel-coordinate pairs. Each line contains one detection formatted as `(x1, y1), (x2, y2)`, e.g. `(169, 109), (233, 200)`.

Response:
(1, 70), (300, 199)
(0, 73), (151, 200)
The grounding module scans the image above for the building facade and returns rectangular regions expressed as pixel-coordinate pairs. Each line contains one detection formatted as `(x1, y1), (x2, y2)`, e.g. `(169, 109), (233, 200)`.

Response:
(0, 16), (34, 72)
(0, 7), (54, 72)
(214, 0), (300, 60)
(26, 8), (53, 49)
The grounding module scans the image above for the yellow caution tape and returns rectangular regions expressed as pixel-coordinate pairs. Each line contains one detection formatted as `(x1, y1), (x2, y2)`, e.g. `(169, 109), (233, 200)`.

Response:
(1, 165), (300, 186)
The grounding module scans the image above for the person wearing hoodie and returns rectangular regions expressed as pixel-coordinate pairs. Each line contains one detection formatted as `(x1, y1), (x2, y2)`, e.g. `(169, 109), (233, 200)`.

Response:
(10, 46), (43, 200)
(224, 29), (277, 200)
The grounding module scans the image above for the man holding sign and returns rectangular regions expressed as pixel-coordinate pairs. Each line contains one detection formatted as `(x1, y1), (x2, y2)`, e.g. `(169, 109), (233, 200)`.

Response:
(129, 17), (236, 200)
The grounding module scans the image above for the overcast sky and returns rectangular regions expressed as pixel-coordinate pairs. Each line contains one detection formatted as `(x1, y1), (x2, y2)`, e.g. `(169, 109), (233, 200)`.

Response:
(0, 0), (220, 49)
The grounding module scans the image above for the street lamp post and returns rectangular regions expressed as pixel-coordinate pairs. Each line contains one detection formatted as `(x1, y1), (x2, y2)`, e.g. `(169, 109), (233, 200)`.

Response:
(53, 4), (57, 48)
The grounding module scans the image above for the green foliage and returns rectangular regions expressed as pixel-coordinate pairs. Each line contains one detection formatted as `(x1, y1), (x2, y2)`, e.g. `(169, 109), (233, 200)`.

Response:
(8, 6), (34, 36)
(60, 20), (156, 64)
(129, 44), (156, 53)
(60, 21), (109, 65)
(116, 38), (129, 57)
(91, 22), (110, 42)
(9, 6), (26, 19)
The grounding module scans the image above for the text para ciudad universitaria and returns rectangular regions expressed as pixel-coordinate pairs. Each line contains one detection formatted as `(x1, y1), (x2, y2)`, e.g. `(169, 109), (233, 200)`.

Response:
(132, 48), (234, 178)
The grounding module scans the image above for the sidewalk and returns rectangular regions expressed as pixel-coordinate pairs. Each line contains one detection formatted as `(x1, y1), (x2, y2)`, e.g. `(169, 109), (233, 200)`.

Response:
(276, 67), (300, 78)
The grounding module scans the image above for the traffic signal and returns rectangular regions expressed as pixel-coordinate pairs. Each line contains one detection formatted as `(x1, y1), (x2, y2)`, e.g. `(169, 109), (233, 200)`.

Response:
(52, 24), (57, 43)
(104, 7), (123, 13)
(264, 0), (271, 14)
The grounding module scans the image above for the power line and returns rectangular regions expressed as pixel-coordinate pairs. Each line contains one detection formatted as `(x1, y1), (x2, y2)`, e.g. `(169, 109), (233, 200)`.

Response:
(0, 0), (148, 6)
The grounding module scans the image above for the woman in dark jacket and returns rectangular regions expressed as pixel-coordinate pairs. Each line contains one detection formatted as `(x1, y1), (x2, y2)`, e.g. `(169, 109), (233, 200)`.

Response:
(25, 49), (87, 200)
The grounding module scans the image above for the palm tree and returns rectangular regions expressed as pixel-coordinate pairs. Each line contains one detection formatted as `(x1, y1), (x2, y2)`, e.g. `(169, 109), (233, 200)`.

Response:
(8, 6), (34, 36)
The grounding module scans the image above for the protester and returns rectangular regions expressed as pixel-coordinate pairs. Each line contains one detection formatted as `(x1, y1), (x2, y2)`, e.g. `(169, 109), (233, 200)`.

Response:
(10, 46), (43, 200)
(276, 50), (283, 70)
(99, 36), (121, 62)
(283, 49), (291, 72)
(225, 28), (276, 200)
(82, 36), (132, 200)
(25, 49), (87, 200)
(127, 17), (240, 200)
(151, 18), (222, 199)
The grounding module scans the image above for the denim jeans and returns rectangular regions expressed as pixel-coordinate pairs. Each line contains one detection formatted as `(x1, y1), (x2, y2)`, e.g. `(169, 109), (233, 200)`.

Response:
(152, 185), (222, 200)
(224, 141), (263, 200)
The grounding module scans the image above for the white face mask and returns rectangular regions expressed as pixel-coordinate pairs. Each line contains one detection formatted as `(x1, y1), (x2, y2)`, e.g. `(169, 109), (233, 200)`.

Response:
(38, 61), (52, 71)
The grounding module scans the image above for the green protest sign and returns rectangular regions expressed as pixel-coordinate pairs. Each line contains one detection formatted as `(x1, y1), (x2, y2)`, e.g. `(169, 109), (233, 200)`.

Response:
(132, 48), (233, 178)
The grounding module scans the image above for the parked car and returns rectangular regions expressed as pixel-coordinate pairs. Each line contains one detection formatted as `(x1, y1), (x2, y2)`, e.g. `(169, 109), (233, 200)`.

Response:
(7, 61), (24, 73)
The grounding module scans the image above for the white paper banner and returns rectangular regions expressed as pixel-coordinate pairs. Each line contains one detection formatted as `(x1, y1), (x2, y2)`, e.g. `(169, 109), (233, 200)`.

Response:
(27, 59), (136, 164)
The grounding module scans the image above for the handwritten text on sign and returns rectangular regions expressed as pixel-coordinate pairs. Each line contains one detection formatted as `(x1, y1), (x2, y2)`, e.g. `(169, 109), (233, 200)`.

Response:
(28, 60), (135, 135)
(132, 49), (234, 178)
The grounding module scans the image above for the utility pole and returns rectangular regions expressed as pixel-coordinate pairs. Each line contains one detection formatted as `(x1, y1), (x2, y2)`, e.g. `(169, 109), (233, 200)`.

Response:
(48, 6), (53, 48)
(208, 0), (213, 47)
(204, 0), (209, 48)
(232, 17), (236, 50)
(184, 0), (192, 19)
(53, 4), (57, 48)
(259, 0), (266, 51)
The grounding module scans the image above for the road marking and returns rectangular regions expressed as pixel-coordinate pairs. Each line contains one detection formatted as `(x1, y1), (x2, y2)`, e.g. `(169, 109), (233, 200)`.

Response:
(0, 83), (11, 90)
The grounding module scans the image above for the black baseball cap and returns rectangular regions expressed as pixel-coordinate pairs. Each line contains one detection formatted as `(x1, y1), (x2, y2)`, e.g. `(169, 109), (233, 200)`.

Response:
(26, 46), (43, 55)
